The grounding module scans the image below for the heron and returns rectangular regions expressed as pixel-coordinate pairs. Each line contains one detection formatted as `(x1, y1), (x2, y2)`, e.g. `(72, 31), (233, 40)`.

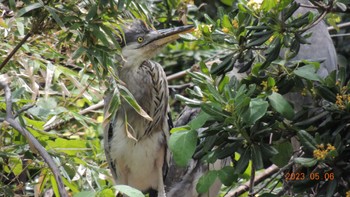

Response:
(103, 20), (194, 197)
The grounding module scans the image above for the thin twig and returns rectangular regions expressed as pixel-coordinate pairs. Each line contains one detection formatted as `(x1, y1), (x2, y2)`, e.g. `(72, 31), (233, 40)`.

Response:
(14, 104), (35, 118)
(0, 81), (68, 197)
(248, 164), (256, 196)
(330, 33), (350, 37)
(166, 64), (199, 81)
(297, 10), (328, 33)
(225, 150), (303, 197)
(328, 22), (350, 31)
(225, 165), (279, 197)
(0, 32), (33, 72)
(299, 3), (319, 10)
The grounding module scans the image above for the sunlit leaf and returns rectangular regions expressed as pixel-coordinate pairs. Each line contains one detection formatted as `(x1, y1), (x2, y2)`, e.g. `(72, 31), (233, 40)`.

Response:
(73, 191), (96, 197)
(169, 129), (197, 167)
(294, 64), (321, 82)
(8, 157), (22, 176)
(50, 174), (59, 197)
(294, 157), (317, 167)
(244, 98), (268, 125)
(118, 85), (152, 121)
(114, 185), (144, 197)
(17, 2), (44, 17)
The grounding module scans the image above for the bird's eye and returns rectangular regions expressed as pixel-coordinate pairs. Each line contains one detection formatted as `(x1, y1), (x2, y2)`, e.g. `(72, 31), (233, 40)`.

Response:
(137, 36), (144, 43)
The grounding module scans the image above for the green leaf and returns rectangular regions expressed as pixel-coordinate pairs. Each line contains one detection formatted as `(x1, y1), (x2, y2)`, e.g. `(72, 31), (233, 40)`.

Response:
(201, 103), (228, 120)
(99, 188), (115, 197)
(268, 92), (294, 120)
(267, 77), (275, 87)
(271, 142), (293, 167)
(326, 179), (337, 197)
(189, 112), (211, 130)
(294, 157), (317, 167)
(260, 143), (278, 157)
(324, 70), (337, 87)
(246, 33), (272, 47)
(170, 125), (191, 134)
(72, 47), (86, 60)
(298, 130), (317, 151)
(114, 185), (144, 197)
(222, 15), (233, 29)
(218, 166), (237, 186)
(45, 6), (65, 29)
(169, 129), (197, 167)
(119, 85), (152, 121)
(210, 53), (234, 75)
(261, 0), (278, 11)
(86, 4), (98, 21)
(50, 174), (59, 197)
(294, 64), (321, 82)
(16, 21), (24, 36)
(220, 0), (235, 6)
(46, 138), (87, 155)
(203, 13), (216, 24)
(261, 37), (282, 69)
(244, 98), (268, 125)
(315, 86), (336, 103)
(218, 76), (230, 93)
(74, 191), (97, 197)
(175, 94), (202, 106)
(234, 149), (250, 174)
(199, 61), (210, 75)
(251, 145), (263, 170)
(196, 170), (218, 194)
(17, 2), (43, 17)
(8, 157), (22, 176)
(62, 177), (79, 193)
(92, 26), (110, 47)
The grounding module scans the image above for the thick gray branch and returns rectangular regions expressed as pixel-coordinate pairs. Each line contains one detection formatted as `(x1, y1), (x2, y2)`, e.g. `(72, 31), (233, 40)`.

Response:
(0, 81), (68, 197)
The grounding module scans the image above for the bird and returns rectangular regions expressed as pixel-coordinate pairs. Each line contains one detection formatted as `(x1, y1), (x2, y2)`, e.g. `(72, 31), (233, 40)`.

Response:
(103, 19), (194, 197)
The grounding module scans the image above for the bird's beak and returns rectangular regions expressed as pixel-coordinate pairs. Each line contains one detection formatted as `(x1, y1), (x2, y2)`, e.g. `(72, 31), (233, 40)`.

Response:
(141, 25), (195, 47)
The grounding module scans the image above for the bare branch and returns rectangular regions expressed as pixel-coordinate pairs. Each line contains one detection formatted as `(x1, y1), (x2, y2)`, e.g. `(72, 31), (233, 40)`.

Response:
(225, 165), (280, 197)
(0, 81), (68, 197)
(328, 22), (350, 31)
(297, 10), (328, 33)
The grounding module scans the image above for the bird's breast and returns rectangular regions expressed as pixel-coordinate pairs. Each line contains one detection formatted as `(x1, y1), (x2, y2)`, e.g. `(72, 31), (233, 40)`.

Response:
(118, 60), (169, 137)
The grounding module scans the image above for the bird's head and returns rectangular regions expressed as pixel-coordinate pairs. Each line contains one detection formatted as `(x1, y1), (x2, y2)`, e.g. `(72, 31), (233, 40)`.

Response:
(119, 20), (194, 67)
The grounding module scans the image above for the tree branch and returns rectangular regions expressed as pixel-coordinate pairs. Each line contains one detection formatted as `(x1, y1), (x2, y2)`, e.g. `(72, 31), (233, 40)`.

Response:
(225, 165), (280, 197)
(0, 32), (33, 72)
(0, 80), (68, 197)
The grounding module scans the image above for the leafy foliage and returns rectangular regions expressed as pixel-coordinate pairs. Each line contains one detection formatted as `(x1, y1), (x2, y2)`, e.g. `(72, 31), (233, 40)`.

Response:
(1, 0), (350, 196)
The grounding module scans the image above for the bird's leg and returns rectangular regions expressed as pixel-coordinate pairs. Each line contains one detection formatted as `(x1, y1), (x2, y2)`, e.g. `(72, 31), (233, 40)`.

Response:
(156, 147), (166, 197)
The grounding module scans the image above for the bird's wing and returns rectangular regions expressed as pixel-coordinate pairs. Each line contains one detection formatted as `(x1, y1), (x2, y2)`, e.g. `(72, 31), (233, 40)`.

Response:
(103, 91), (119, 183)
